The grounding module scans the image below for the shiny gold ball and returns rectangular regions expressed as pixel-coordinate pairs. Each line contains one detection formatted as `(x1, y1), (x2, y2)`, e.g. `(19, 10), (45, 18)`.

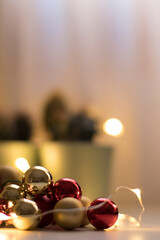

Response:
(81, 196), (92, 226)
(54, 197), (84, 230)
(0, 166), (21, 188)
(0, 184), (24, 202)
(12, 198), (40, 230)
(23, 166), (52, 196)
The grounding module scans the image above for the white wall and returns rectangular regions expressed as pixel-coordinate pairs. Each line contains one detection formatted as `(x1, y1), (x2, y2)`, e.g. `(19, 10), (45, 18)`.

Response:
(0, 0), (160, 204)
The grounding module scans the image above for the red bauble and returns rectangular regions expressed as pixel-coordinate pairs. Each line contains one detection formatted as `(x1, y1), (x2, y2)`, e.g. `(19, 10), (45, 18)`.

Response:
(87, 198), (118, 229)
(51, 178), (82, 203)
(34, 195), (55, 228)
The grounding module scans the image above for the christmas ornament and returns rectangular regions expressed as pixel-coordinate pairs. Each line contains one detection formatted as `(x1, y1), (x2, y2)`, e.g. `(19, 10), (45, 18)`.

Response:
(12, 198), (40, 230)
(87, 198), (118, 229)
(0, 184), (24, 202)
(34, 195), (55, 228)
(0, 165), (145, 231)
(0, 166), (21, 188)
(23, 166), (52, 197)
(81, 196), (91, 226)
(0, 184), (24, 216)
(51, 178), (82, 202)
(53, 197), (84, 230)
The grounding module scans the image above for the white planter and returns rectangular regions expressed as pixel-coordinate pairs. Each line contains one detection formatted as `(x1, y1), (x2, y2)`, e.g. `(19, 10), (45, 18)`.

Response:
(39, 142), (113, 200)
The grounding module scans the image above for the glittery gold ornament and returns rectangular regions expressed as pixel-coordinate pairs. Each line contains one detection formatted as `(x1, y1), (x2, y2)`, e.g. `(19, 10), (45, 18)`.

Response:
(81, 196), (91, 226)
(23, 166), (52, 197)
(54, 197), (84, 230)
(12, 198), (40, 230)
(0, 184), (24, 202)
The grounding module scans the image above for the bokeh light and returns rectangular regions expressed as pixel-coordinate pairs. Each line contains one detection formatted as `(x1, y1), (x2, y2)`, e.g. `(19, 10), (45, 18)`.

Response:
(15, 157), (30, 173)
(103, 118), (124, 137)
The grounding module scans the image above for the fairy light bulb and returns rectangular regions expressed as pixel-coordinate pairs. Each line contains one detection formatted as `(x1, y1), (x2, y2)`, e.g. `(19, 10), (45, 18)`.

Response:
(0, 213), (11, 221)
(15, 158), (30, 173)
(131, 189), (141, 204)
(115, 213), (139, 228)
(103, 118), (124, 137)
(8, 201), (14, 209)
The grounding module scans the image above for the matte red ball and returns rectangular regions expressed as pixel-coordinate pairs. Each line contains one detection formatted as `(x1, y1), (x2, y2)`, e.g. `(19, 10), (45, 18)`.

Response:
(51, 178), (82, 203)
(34, 195), (55, 227)
(87, 198), (118, 229)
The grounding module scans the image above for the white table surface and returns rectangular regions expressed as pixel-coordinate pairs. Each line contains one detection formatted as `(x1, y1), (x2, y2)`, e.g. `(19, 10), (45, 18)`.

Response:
(0, 205), (160, 240)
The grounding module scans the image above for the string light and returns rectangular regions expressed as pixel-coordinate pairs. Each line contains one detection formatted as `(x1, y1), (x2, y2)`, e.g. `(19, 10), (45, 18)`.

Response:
(0, 185), (145, 228)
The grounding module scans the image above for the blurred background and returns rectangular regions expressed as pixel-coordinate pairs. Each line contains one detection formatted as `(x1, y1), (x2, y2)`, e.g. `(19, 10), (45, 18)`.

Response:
(0, 0), (160, 205)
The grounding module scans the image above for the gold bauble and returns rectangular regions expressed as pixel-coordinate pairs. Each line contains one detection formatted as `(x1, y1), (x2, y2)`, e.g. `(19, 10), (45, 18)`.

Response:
(0, 166), (21, 188)
(23, 166), (52, 196)
(12, 198), (40, 230)
(81, 196), (92, 226)
(0, 184), (24, 202)
(54, 197), (84, 230)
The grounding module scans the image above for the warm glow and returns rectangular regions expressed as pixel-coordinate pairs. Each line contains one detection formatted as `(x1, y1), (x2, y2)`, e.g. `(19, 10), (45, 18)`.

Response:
(103, 118), (124, 136)
(118, 213), (126, 221)
(8, 201), (14, 209)
(131, 188), (141, 200)
(116, 213), (139, 227)
(0, 213), (11, 221)
(0, 233), (11, 240)
(128, 216), (139, 224)
(15, 157), (30, 173)
(131, 188), (144, 211)
(10, 213), (18, 218)
(131, 188), (145, 226)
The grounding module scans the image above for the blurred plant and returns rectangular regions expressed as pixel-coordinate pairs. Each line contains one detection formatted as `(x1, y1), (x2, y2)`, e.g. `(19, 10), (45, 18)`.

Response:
(43, 93), (70, 140)
(67, 112), (97, 141)
(43, 93), (97, 141)
(11, 114), (32, 141)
